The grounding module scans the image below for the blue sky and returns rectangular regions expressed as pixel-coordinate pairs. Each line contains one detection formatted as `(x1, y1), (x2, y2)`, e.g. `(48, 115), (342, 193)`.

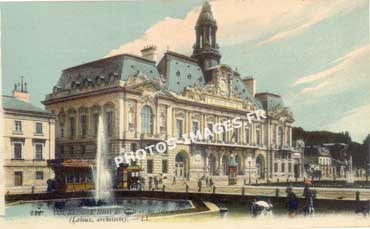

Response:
(1, 0), (369, 142)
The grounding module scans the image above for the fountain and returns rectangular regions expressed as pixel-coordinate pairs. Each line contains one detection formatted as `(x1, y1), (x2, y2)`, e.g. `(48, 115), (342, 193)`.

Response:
(94, 115), (112, 202)
(346, 156), (354, 184)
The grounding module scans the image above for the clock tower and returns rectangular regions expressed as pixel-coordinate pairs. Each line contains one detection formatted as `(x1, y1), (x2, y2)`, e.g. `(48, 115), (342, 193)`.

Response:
(191, 1), (221, 72)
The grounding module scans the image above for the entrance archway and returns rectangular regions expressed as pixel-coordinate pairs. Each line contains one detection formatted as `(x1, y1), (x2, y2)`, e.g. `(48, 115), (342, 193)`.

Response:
(175, 151), (188, 180)
(256, 155), (265, 179)
(209, 154), (217, 176)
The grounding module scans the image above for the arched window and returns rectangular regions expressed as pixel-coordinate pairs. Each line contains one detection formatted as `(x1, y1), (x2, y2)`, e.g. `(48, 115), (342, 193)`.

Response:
(141, 105), (153, 134)
(277, 127), (283, 147)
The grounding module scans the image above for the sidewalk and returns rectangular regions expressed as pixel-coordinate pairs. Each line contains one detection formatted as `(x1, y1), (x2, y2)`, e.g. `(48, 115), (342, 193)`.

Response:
(153, 180), (370, 201)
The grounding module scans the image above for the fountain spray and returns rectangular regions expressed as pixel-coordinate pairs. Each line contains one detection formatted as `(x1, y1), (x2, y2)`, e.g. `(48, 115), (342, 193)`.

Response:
(94, 115), (112, 201)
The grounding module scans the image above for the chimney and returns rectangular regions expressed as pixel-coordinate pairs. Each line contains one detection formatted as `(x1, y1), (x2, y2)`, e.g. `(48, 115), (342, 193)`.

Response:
(140, 45), (157, 62)
(242, 77), (256, 97)
(13, 76), (30, 103)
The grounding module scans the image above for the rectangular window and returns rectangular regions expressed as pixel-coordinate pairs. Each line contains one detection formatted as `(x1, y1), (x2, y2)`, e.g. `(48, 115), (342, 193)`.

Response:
(281, 163), (285, 173)
(232, 128), (239, 143)
(162, 160), (168, 174)
(274, 162), (278, 173)
(245, 128), (250, 144)
(81, 115), (88, 137)
(93, 113), (99, 136)
(106, 111), (113, 136)
(36, 171), (44, 180)
(59, 145), (64, 157)
(15, 120), (22, 133)
(147, 160), (153, 174)
(69, 117), (76, 138)
(81, 145), (86, 155)
(160, 107), (167, 134)
(222, 126), (227, 142)
(256, 128), (261, 145)
(35, 144), (43, 160)
(14, 171), (23, 186)
(288, 163), (292, 173)
(207, 123), (214, 141)
(192, 121), (199, 135)
(176, 119), (183, 140)
(36, 122), (43, 134)
(14, 143), (22, 159)
(130, 143), (137, 152)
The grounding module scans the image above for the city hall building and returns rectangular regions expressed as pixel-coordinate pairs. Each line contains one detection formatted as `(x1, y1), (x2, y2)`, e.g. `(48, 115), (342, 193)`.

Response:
(44, 2), (302, 191)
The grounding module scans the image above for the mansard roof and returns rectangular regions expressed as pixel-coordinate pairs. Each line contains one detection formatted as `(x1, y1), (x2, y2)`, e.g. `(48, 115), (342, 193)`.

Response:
(56, 54), (160, 90)
(255, 92), (287, 111)
(232, 75), (262, 107)
(158, 51), (206, 93)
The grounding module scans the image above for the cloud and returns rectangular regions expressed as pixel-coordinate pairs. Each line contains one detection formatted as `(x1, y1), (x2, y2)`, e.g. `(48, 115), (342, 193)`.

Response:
(285, 44), (369, 107)
(257, 0), (366, 46)
(293, 44), (369, 86)
(106, 0), (366, 58)
(323, 104), (370, 142)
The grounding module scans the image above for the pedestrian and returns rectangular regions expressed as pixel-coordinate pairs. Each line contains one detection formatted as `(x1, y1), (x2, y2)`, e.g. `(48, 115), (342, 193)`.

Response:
(149, 178), (152, 190)
(303, 179), (314, 215)
(154, 177), (158, 189)
(198, 178), (202, 192)
(286, 186), (298, 218)
(31, 184), (35, 194)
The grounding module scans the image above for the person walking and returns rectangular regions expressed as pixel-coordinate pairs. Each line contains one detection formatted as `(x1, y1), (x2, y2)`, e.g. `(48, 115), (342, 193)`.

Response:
(154, 177), (158, 190)
(286, 186), (298, 218)
(303, 179), (315, 215)
(198, 178), (202, 192)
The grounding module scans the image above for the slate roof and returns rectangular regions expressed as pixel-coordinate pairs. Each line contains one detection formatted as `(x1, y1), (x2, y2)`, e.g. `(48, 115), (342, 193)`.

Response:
(232, 75), (262, 108)
(2, 95), (51, 115)
(255, 92), (287, 111)
(159, 51), (206, 93)
(57, 54), (160, 90)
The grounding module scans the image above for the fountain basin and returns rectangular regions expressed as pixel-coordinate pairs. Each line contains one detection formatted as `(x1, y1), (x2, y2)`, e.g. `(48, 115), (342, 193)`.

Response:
(5, 197), (193, 219)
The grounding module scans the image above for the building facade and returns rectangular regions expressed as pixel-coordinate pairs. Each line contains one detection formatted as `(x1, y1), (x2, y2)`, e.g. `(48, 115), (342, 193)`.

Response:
(44, 2), (302, 191)
(3, 81), (55, 194)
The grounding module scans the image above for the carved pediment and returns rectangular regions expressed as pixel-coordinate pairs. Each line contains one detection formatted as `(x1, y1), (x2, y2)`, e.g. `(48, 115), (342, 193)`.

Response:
(182, 82), (206, 101)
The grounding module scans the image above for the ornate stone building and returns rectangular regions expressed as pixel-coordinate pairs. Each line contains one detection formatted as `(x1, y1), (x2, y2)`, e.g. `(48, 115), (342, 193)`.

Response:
(44, 2), (302, 190)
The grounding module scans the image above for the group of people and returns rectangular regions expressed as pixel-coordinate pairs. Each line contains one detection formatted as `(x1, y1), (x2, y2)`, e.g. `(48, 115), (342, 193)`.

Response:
(148, 176), (162, 190)
(197, 176), (214, 192)
(286, 179), (316, 218)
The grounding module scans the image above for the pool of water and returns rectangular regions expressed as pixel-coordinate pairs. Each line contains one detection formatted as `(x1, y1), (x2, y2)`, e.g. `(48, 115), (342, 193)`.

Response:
(5, 198), (193, 219)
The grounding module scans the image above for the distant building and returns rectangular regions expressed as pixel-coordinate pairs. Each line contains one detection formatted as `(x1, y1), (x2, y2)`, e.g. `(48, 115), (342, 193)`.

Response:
(304, 143), (348, 178)
(2, 79), (56, 194)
